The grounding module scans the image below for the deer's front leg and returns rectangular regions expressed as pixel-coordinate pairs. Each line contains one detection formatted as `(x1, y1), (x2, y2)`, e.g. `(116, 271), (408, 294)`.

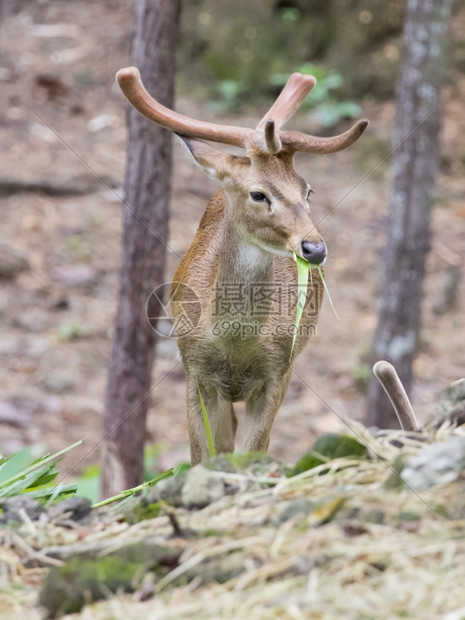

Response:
(186, 374), (237, 465)
(243, 370), (292, 452)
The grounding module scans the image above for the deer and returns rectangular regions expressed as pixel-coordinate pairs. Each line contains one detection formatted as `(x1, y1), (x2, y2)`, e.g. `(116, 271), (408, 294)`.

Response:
(116, 67), (367, 465)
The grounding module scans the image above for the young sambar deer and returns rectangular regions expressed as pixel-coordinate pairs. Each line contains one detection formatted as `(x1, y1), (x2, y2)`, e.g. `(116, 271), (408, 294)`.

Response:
(117, 68), (367, 464)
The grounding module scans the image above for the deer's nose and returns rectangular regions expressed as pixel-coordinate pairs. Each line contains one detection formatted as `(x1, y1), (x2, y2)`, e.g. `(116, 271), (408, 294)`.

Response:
(301, 240), (327, 265)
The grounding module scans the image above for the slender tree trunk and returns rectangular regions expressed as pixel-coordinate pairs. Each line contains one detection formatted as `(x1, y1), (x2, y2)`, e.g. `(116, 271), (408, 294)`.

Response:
(367, 0), (452, 428)
(100, 0), (181, 498)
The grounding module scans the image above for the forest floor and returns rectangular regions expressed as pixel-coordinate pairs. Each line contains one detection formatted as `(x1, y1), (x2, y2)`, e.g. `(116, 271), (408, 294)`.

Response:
(2, 426), (465, 619)
(1, 1), (464, 481)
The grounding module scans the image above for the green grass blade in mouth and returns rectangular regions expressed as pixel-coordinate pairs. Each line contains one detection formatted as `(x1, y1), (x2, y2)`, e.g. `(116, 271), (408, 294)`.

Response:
(197, 380), (216, 458)
(318, 264), (340, 320)
(291, 254), (310, 360)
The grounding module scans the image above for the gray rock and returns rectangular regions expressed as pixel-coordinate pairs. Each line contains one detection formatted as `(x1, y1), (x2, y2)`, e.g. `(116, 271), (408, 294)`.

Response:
(401, 436), (465, 491)
(0, 401), (32, 427)
(146, 472), (187, 507)
(331, 506), (360, 521)
(47, 497), (92, 522)
(276, 499), (315, 524)
(40, 538), (180, 568)
(182, 551), (246, 583)
(53, 264), (96, 286)
(26, 337), (50, 358)
(43, 371), (75, 394)
(0, 495), (45, 523)
(181, 464), (226, 509)
(201, 454), (239, 474)
(436, 379), (465, 426)
(364, 509), (385, 524)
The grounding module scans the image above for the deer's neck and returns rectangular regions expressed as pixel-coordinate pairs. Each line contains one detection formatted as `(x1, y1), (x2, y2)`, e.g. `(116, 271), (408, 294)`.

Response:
(217, 222), (272, 285)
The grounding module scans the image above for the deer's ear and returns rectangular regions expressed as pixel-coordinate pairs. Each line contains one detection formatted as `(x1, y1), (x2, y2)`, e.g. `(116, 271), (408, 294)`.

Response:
(177, 135), (234, 181)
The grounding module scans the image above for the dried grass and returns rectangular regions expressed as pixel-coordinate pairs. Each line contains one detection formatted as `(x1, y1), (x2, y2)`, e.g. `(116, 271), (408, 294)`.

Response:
(1, 425), (465, 619)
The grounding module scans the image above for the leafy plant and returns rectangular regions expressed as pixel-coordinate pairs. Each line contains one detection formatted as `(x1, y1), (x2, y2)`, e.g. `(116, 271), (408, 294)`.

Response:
(58, 321), (86, 341)
(271, 63), (343, 106)
(217, 79), (246, 106)
(0, 441), (81, 505)
(73, 463), (100, 504)
(288, 433), (367, 477)
(314, 101), (362, 127)
(272, 63), (361, 127)
(352, 363), (371, 391)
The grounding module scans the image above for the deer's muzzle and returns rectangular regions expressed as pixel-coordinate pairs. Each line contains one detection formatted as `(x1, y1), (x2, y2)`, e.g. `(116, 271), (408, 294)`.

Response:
(301, 239), (327, 265)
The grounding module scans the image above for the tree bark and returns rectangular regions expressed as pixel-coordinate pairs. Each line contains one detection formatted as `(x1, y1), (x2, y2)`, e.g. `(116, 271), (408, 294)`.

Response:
(100, 0), (181, 498)
(367, 0), (452, 428)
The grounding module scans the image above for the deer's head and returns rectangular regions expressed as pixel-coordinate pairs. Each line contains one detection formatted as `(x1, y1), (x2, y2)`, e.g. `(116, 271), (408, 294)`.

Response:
(116, 69), (367, 265)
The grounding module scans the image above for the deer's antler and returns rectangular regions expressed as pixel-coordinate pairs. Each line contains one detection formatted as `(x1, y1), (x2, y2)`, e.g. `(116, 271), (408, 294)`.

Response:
(373, 361), (421, 432)
(116, 67), (253, 148)
(116, 67), (368, 155)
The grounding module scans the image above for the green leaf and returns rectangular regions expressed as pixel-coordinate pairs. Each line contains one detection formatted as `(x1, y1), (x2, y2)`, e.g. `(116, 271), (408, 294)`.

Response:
(0, 440), (82, 491)
(0, 464), (58, 499)
(73, 474), (100, 504)
(197, 380), (216, 458)
(0, 441), (82, 501)
(26, 465), (60, 489)
(289, 433), (367, 476)
(174, 463), (190, 477)
(27, 484), (77, 504)
(318, 265), (339, 320)
(314, 101), (362, 128)
(58, 322), (85, 341)
(1, 470), (46, 498)
(291, 254), (310, 360)
(0, 449), (35, 485)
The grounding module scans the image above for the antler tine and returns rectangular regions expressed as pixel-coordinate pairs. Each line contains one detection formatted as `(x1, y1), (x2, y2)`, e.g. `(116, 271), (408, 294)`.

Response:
(280, 119), (369, 155)
(373, 361), (420, 432)
(264, 120), (282, 155)
(116, 67), (253, 148)
(254, 72), (367, 155)
(256, 72), (316, 131)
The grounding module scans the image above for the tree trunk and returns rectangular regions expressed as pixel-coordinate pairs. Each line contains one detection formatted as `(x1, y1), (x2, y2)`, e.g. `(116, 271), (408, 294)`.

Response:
(100, 0), (181, 498)
(367, 0), (452, 428)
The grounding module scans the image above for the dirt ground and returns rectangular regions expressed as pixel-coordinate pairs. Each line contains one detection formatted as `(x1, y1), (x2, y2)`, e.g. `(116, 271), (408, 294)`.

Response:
(0, 0), (464, 479)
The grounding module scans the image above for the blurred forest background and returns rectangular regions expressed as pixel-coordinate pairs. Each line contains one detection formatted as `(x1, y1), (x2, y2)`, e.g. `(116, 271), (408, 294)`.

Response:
(0, 0), (464, 490)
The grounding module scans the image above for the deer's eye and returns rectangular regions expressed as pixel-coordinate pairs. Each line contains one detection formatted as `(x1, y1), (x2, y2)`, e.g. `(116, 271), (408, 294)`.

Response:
(250, 191), (270, 205)
(307, 188), (314, 200)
